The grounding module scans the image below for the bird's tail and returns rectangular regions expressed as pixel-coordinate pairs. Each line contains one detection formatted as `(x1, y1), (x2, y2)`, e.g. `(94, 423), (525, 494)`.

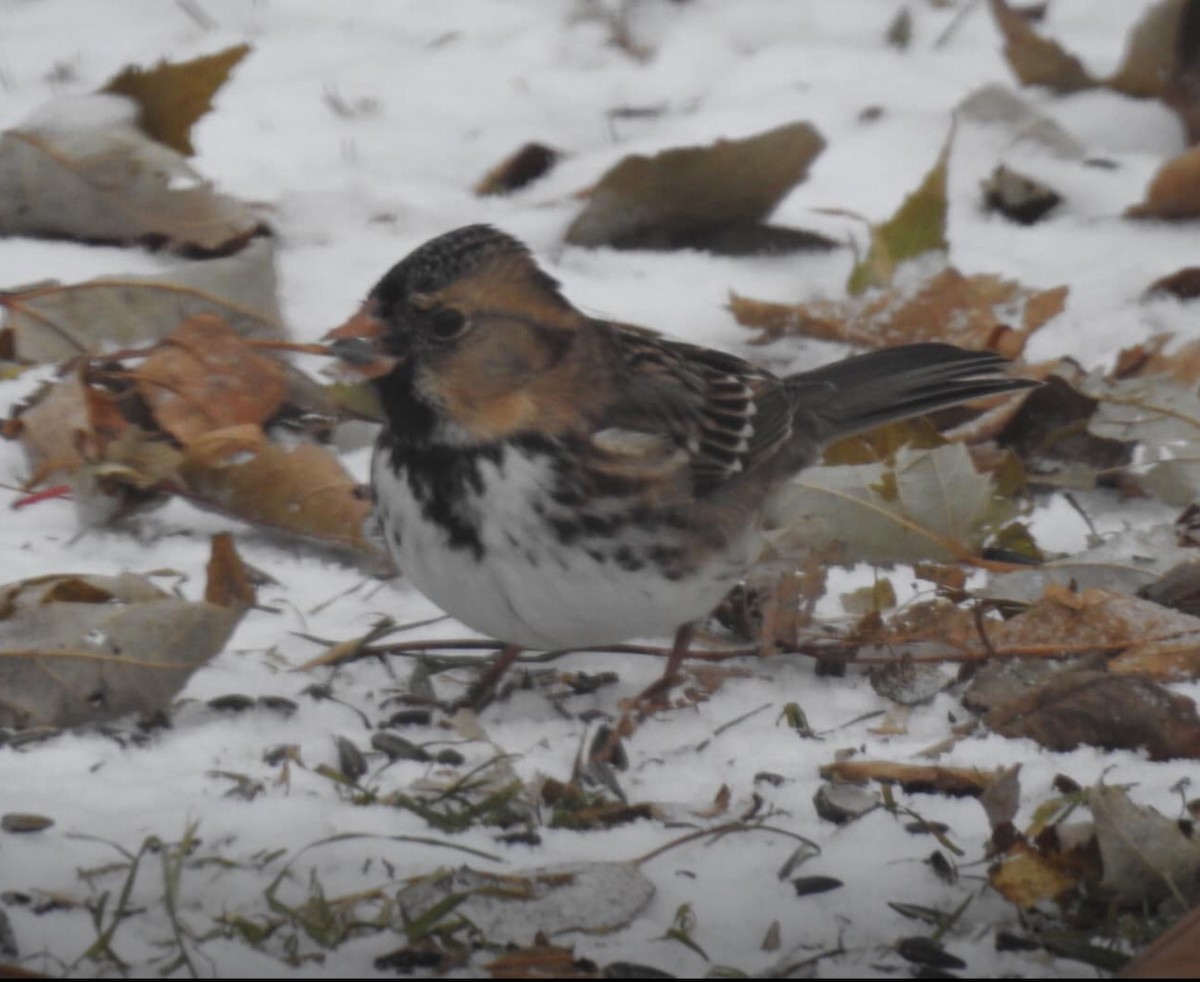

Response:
(786, 342), (1036, 443)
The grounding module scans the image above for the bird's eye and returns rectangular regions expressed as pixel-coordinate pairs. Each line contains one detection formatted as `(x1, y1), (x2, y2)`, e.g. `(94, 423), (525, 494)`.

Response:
(427, 306), (468, 343)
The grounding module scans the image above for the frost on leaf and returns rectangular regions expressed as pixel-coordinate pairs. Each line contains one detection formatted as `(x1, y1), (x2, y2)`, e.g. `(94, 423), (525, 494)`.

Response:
(1, 238), (283, 363)
(565, 121), (830, 255)
(0, 93), (265, 255)
(0, 534), (250, 729)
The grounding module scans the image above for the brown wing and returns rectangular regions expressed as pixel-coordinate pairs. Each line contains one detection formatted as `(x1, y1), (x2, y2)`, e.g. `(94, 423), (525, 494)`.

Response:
(593, 322), (801, 497)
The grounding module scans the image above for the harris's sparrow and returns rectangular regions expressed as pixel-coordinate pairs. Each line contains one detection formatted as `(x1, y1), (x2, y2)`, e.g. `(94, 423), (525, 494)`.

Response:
(330, 225), (1036, 704)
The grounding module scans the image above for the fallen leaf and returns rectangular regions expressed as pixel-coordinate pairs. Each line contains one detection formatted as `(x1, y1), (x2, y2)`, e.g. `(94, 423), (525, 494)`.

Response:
(847, 130), (950, 295)
(1110, 0), (1200, 143)
(1090, 784), (1200, 907)
(6, 364), (126, 480)
(485, 940), (597, 980)
(956, 83), (1085, 158)
(133, 314), (287, 444)
(205, 531), (256, 608)
(2, 237), (283, 363)
(734, 267), (1065, 357)
(983, 669), (1200, 760)
(0, 536), (247, 730)
(565, 121), (828, 254)
(1108, 0), (1193, 97)
(1144, 267), (1200, 301)
(0, 93), (265, 255)
(980, 764), (1023, 832)
(1120, 903), (1200, 979)
(988, 840), (1080, 908)
(396, 863), (655, 943)
(101, 45), (252, 156)
(1127, 145), (1200, 219)
(995, 372), (1133, 488)
(818, 760), (997, 797)
(988, 0), (1098, 93)
(979, 583), (1200, 681)
(474, 142), (560, 196)
(766, 443), (1017, 566)
(1086, 374), (1200, 505)
(179, 440), (374, 552)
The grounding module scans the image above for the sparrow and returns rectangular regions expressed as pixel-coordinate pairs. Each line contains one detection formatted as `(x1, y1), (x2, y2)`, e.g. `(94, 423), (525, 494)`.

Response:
(329, 224), (1036, 706)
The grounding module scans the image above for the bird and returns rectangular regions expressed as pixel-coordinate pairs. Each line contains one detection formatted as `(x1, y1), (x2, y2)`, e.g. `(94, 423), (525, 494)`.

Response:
(328, 224), (1036, 708)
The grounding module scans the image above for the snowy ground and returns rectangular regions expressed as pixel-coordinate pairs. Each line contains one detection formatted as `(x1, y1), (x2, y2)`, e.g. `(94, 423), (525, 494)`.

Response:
(1, 1), (1196, 977)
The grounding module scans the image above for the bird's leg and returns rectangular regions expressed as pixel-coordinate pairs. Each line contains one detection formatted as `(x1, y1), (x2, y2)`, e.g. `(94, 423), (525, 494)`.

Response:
(456, 643), (523, 711)
(635, 622), (695, 706)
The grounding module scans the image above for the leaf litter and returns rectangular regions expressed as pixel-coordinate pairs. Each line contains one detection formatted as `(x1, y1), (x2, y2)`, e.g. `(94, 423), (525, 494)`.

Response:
(5, 4), (1200, 979)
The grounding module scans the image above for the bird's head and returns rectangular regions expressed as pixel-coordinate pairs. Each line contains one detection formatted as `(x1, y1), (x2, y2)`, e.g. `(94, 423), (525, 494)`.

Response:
(328, 225), (598, 443)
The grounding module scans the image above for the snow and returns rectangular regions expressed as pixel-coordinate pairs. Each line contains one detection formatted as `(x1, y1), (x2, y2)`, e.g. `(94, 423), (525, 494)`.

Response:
(0, 0), (1194, 977)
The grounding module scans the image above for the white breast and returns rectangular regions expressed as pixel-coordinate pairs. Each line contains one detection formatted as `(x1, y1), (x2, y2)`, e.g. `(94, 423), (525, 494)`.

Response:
(371, 443), (753, 650)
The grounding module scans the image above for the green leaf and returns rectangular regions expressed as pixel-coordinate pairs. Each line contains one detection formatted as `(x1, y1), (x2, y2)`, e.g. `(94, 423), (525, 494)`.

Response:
(847, 130), (951, 295)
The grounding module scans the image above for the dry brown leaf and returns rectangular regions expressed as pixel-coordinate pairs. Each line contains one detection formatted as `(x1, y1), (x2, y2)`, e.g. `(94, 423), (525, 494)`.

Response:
(0, 536), (245, 730)
(474, 142), (560, 196)
(1120, 903), (1200, 978)
(179, 440), (373, 552)
(1110, 0), (1200, 143)
(486, 941), (599, 980)
(983, 584), (1200, 680)
(988, 0), (1098, 93)
(818, 760), (997, 797)
(0, 95), (264, 254)
(565, 121), (826, 254)
(988, 840), (1080, 909)
(1144, 267), (1200, 301)
(204, 531), (256, 608)
(134, 314), (287, 444)
(1109, 0), (1193, 97)
(6, 365), (126, 480)
(995, 373), (1134, 486)
(2, 237), (283, 364)
(102, 45), (251, 157)
(983, 669), (1200, 760)
(1127, 145), (1200, 219)
(733, 267), (1065, 357)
